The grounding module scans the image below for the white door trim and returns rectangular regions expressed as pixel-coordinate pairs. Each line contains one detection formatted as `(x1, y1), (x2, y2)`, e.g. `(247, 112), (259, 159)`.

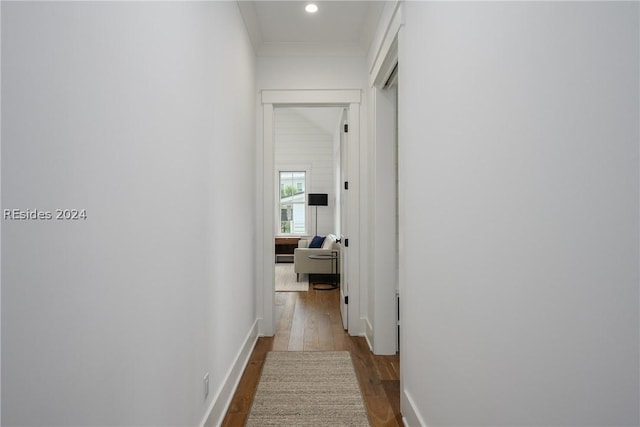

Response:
(262, 89), (360, 106)
(258, 89), (361, 337)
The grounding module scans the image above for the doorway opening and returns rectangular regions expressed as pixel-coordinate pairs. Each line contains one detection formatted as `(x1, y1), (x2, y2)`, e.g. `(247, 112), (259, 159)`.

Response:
(273, 107), (344, 301)
(258, 90), (361, 338)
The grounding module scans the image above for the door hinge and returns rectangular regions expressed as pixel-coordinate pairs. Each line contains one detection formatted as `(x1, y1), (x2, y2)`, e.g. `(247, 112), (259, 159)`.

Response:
(345, 296), (349, 305)
(344, 238), (349, 247)
(344, 123), (349, 133)
(344, 181), (349, 190)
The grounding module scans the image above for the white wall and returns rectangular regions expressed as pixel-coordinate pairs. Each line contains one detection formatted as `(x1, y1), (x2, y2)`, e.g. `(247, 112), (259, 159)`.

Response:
(275, 109), (335, 237)
(0, 4), (3, 423)
(258, 56), (368, 92)
(399, 2), (639, 425)
(1, 2), (256, 426)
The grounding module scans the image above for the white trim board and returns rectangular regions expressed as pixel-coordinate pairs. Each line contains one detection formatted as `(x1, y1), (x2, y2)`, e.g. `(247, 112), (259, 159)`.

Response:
(201, 319), (259, 427)
(369, 1), (403, 88)
(402, 389), (428, 427)
(262, 90), (361, 106)
(364, 317), (374, 351)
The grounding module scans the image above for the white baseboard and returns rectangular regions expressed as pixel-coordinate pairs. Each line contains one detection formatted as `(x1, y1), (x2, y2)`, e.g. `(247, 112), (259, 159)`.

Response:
(362, 317), (374, 351)
(200, 318), (259, 427)
(402, 388), (428, 427)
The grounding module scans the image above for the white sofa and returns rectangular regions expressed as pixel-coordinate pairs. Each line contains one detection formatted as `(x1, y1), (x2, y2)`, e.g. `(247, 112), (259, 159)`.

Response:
(294, 234), (340, 281)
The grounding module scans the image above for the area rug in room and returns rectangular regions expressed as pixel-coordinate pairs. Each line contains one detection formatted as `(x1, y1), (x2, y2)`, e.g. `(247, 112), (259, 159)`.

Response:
(246, 351), (370, 426)
(275, 263), (308, 292)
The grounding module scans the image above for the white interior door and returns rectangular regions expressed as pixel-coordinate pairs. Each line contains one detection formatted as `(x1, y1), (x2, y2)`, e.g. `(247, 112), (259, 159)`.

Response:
(339, 109), (349, 330)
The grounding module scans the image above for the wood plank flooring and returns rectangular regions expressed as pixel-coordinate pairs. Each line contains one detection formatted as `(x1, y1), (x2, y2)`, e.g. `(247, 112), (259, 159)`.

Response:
(222, 283), (402, 426)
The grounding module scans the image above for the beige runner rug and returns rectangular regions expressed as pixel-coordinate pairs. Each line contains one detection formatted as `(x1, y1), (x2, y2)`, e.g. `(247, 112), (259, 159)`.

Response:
(246, 351), (370, 426)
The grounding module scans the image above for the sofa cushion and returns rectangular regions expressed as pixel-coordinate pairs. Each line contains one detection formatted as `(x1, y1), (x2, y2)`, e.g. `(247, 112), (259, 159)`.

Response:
(322, 234), (336, 249)
(309, 235), (325, 248)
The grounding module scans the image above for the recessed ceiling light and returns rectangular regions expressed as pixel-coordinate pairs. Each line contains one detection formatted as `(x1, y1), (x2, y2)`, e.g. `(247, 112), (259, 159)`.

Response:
(305, 3), (318, 13)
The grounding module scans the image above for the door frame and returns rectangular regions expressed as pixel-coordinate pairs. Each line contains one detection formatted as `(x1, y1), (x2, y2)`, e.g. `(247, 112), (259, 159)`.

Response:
(257, 89), (361, 337)
(338, 108), (349, 330)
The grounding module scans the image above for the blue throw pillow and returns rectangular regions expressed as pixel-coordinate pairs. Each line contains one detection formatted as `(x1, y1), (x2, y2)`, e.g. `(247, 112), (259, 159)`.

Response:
(309, 235), (325, 248)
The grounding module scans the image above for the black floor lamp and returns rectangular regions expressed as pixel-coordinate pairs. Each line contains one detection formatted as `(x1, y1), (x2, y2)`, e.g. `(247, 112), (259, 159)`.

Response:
(308, 193), (328, 236)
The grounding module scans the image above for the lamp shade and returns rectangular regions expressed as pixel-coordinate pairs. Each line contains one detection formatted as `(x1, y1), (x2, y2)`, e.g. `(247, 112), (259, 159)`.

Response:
(308, 193), (328, 206)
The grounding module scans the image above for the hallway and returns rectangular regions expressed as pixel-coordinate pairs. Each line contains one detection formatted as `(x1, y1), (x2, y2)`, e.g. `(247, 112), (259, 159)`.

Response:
(2, 2), (637, 426)
(222, 287), (401, 426)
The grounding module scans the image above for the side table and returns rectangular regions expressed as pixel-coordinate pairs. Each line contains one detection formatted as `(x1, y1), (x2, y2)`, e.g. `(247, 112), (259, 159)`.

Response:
(308, 252), (339, 290)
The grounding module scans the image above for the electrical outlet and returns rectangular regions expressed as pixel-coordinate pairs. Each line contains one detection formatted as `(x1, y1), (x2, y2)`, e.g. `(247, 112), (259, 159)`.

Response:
(203, 373), (209, 399)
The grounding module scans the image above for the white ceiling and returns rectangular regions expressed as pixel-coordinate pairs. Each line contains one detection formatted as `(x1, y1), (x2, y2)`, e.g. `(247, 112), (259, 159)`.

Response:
(237, 1), (385, 56)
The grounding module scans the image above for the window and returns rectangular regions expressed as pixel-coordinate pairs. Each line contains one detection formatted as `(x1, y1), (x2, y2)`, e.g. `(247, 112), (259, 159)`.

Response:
(279, 171), (306, 234)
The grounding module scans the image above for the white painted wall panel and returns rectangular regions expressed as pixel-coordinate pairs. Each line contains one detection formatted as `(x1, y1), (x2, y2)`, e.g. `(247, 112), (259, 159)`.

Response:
(399, 2), (639, 425)
(1, 3), (256, 426)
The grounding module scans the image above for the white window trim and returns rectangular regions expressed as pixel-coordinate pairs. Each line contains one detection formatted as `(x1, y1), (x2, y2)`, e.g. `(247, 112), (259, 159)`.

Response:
(275, 165), (312, 237)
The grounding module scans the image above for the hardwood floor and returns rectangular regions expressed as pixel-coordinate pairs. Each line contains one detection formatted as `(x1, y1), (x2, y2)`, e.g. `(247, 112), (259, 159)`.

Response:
(221, 283), (402, 426)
